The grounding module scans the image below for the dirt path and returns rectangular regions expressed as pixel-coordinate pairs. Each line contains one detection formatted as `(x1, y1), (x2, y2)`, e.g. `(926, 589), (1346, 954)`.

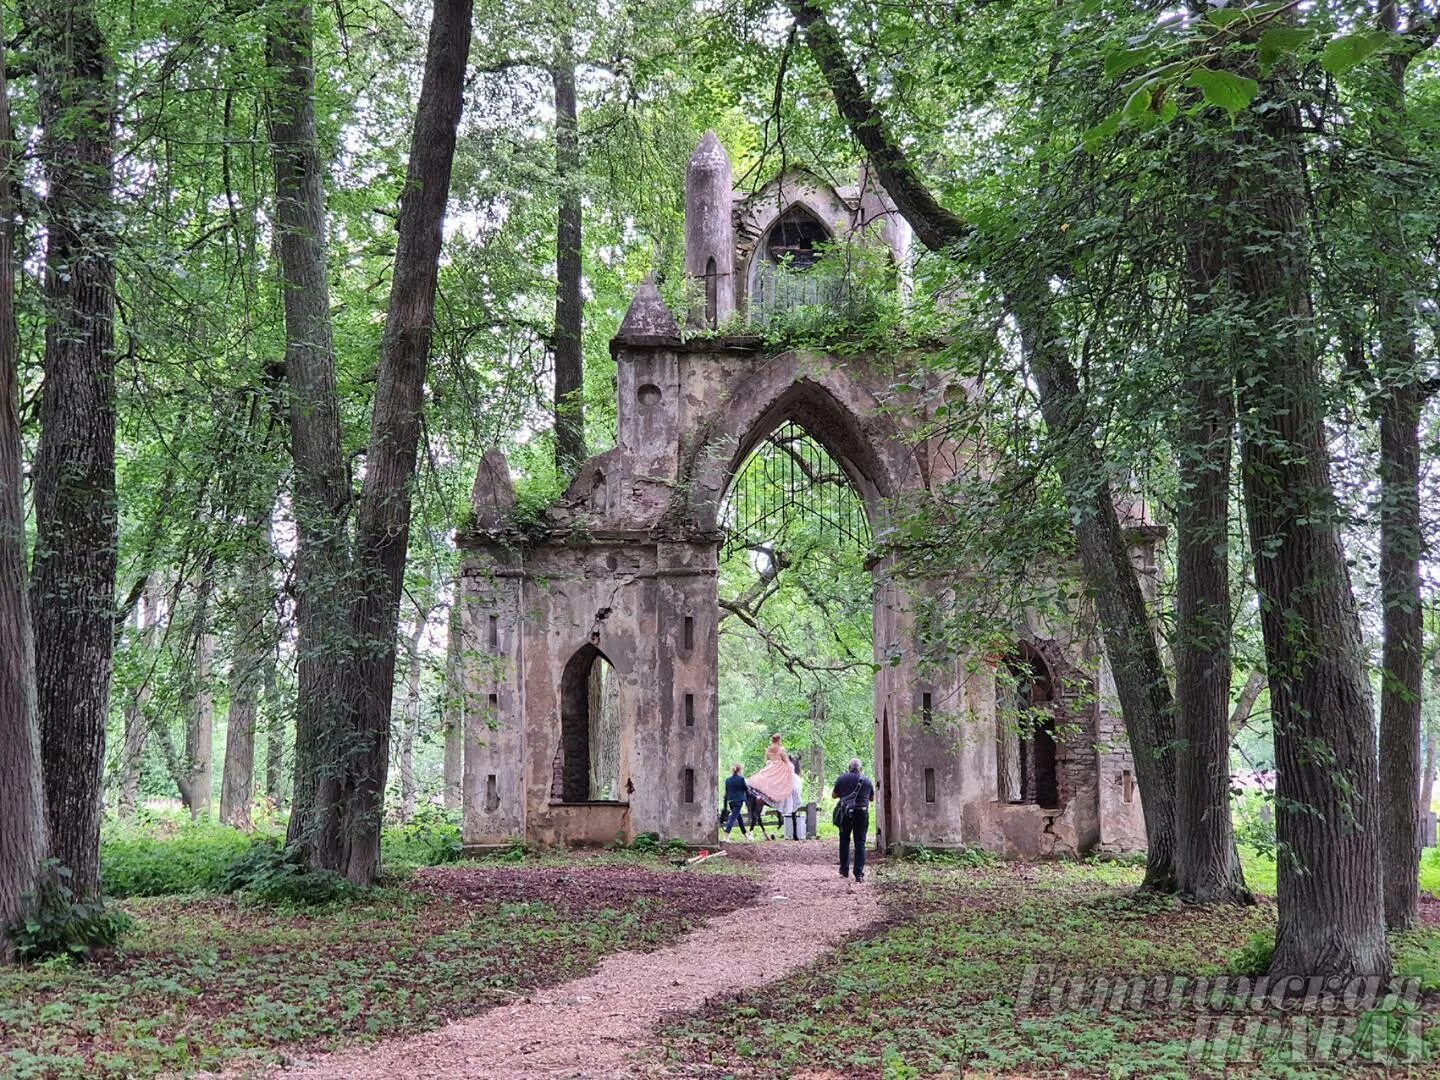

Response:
(273, 841), (882, 1080)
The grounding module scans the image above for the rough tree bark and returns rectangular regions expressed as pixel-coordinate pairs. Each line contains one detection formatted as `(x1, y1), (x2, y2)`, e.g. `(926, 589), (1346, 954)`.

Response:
(0, 27), (51, 960)
(220, 530), (274, 829)
(1173, 136), (1250, 905)
(442, 594), (463, 810)
(339, 0), (473, 883)
(552, 35), (585, 476)
(1373, 0), (1426, 932)
(267, 0), (353, 866)
(29, 0), (118, 902)
(788, 0), (1181, 890)
(1232, 91), (1390, 978)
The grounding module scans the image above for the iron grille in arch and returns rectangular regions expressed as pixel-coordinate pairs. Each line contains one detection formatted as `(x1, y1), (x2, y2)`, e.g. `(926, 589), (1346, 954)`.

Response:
(721, 420), (872, 555)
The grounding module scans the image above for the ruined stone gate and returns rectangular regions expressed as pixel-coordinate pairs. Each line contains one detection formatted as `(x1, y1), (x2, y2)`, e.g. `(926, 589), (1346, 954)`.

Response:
(457, 134), (1151, 857)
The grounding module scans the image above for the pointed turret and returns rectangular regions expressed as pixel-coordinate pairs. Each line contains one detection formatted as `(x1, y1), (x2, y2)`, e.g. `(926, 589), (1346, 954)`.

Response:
(470, 448), (516, 532)
(684, 131), (736, 328)
(615, 274), (680, 342)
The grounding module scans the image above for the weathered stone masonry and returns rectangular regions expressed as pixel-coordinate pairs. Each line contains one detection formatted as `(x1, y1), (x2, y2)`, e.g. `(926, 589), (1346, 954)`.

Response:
(458, 133), (1153, 858)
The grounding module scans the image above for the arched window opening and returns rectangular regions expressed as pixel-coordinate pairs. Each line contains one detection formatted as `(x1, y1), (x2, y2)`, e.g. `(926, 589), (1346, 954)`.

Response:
(556, 644), (623, 803)
(749, 205), (836, 323)
(704, 255), (719, 326)
(763, 205), (830, 271)
(998, 649), (1061, 810)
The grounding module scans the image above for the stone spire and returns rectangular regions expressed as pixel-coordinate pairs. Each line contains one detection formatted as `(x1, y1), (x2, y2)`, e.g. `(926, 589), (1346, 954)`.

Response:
(683, 131), (736, 329)
(615, 274), (679, 343)
(470, 447), (515, 531)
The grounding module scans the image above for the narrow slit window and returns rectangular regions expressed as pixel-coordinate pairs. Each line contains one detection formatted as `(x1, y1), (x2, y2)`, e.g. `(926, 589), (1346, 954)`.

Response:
(488, 614), (500, 653)
(683, 615), (695, 652)
(921, 692), (933, 727)
(924, 767), (936, 804)
(683, 768), (695, 804)
(1123, 769), (1135, 804)
(487, 693), (499, 727)
(485, 774), (500, 812)
(684, 692), (695, 727)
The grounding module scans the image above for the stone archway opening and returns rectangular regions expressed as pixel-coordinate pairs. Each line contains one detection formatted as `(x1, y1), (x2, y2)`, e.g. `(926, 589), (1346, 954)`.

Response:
(716, 414), (877, 836)
(555, 643), (622, 804)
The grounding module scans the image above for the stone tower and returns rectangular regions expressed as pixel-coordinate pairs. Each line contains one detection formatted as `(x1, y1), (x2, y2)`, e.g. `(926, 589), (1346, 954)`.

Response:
(683, 131), (736, 328)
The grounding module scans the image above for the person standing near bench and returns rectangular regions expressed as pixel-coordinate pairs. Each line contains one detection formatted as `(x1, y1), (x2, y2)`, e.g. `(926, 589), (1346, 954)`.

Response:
(832, 758), (875, 882)
(723, 763), (750, 838)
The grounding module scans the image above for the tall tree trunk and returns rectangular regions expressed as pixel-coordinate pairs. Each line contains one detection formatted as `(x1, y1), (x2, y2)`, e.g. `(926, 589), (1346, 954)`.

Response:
(1021, 297), (1179, 892)
(1174, 136), (1250, 905)
(263, 662), (287, 807)
(1232, 90), (1389, 979)
(398, 619), (423, 823)
(118, 579), (161, 818)
(29, 0), (118, 903)
(267, 0), (352, 867)
(0, 26), (51, 961)
(185, 587), (216, 819)
(788, 0), (1179, 891)
(340, 0), (472, 883)
(220, 531), (274, 829)
(1421, 696), (1438, 824)
(442, 594), (463, 810)
(552, 37), (584, 476)
(1373, 4), (1425, 932)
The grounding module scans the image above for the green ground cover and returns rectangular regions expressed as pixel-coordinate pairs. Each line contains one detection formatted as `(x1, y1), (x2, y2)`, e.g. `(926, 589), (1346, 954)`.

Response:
(661, 858), (1440, 1079)
(0, 855), (757, 1079)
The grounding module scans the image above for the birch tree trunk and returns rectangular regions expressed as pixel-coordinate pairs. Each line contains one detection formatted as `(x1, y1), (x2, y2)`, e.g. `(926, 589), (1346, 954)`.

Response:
(398, 620), (424, 822)
(263, 662), (286, 807)
(118, 580), (161, 818)
(185, 590), (216, 820)
(29, 0), (118, 903)
(0, 26), (51, 960)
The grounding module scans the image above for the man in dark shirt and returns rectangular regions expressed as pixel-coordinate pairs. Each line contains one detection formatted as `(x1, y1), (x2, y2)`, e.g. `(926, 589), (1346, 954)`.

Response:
(832, 757), (875, 882)
(723, 764), (750, 838)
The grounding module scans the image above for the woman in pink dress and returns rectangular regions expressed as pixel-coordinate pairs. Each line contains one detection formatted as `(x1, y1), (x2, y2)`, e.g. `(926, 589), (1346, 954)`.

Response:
(748, 734), (803, 813)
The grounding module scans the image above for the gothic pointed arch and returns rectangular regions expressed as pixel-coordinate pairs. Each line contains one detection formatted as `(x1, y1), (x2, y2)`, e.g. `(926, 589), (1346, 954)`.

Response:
(674, 351), (921, 535)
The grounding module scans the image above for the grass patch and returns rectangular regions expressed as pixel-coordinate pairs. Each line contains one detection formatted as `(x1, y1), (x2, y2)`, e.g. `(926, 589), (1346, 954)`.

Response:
(0, 861), (756, 1078)
(662, 860), (1440, 1078)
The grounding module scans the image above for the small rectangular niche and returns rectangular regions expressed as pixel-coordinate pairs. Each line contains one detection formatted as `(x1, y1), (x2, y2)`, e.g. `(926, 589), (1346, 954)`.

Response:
(484, 774), (500, 812)
(684, 692), (695, 727)
(487, 693), (499, 729)
(921, 692), (933, 727)
(1122, 769), (1135, 804)
(682, 615), (695, 651)
(683, 768), (695, 804)
(924, 767), (936, 804)
(487, 614), (500, 654)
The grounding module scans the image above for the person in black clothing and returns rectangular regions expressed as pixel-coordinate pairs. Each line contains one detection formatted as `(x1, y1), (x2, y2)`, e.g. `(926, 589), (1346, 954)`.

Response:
(832, 757), (875, 882)
(722, 764), (749, 837)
